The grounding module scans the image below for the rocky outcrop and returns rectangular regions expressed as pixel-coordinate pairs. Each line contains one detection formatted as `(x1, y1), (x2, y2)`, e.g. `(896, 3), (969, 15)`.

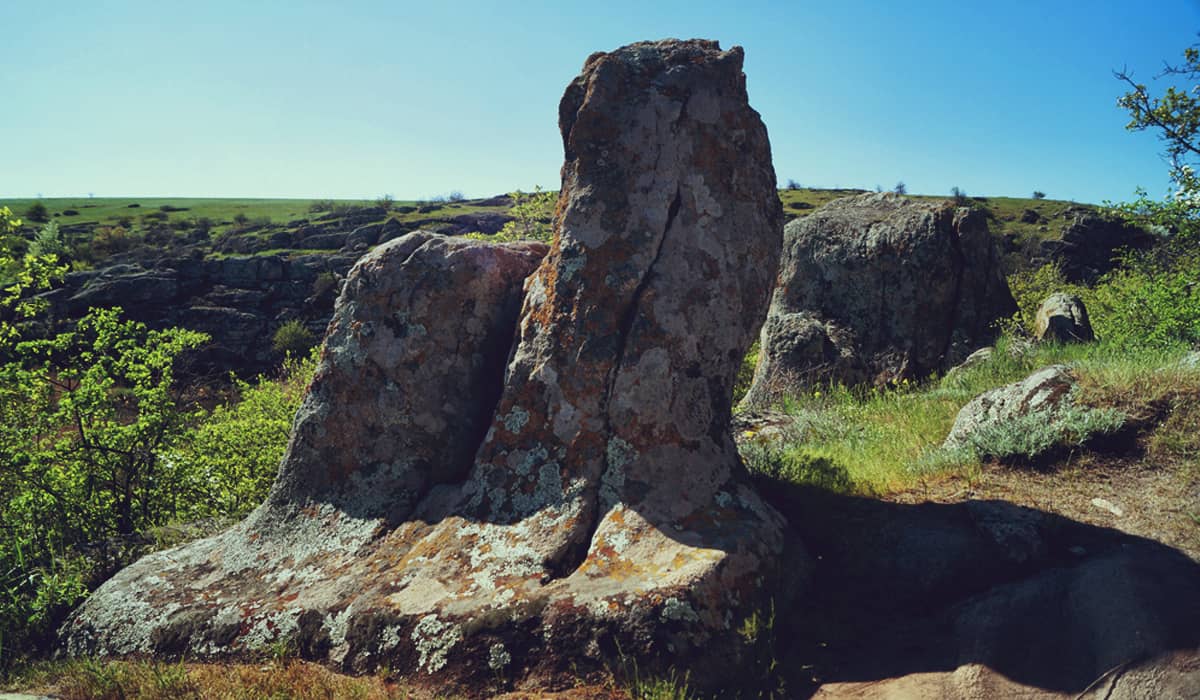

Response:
(1035, 292), (1095, 342)
(62, 39), (792, 694)
(1041, 208), (1156, 283)
(42, 250), (363, 375)
(742, 193), (1016, 406)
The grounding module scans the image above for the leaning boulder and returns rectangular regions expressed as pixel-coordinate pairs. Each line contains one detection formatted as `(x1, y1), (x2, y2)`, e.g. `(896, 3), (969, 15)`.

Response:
(742, 193), (1015, 406)
(63, 39), (792, 694)
(1035, 292), (1095, 343)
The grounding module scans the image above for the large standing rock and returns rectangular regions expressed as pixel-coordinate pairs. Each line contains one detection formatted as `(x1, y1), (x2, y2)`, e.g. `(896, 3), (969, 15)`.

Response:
(63, 39), (792, 694)
(742, 193), (1015, 406)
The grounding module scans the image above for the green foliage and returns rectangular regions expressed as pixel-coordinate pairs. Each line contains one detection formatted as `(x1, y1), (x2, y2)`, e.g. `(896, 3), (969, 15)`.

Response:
(272, 319), (316, 357)
(29, 221), (66, 259)
(733, 341), (760, 406)
(1084, 243), (1200, 349)
(166, 352), (314, 518)
(741, 436), (853, 494)
(1, 208), (67, 349)
(948, 401), (1126, 462)
(24, 202), (49, 224)
(0, 302), (209, 667)
(467, 187), (557, 243)
(1116, 44), (1200, 200)
(1032, 190), (1046, 199)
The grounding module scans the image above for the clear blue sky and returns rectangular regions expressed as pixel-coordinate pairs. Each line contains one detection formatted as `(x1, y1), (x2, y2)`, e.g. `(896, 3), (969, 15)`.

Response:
(2, 1), (1196, 203)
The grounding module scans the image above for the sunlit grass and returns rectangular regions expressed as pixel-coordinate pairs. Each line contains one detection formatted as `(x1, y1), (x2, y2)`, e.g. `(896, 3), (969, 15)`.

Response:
(741, 336), (1199, 495)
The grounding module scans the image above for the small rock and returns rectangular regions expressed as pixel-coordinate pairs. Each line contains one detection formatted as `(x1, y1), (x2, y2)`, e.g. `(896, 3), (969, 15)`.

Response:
(1090, 497), (1124, 517)
(943, 365), (1076, 451)
(1035, 293), (1095, 343)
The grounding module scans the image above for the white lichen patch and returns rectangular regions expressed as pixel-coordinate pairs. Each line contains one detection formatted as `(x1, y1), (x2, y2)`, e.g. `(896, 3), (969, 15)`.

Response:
(601, 437), (634, 508)
(504, 405), (530, 433)
(488, 642), (512, 670)
(411, 614), (463, 674)
(660, 597), (700, 623)
(560, 253), (587, 280)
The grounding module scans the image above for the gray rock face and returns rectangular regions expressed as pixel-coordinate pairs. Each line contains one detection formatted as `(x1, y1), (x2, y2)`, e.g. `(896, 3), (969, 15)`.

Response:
(742, 193), (1015, 406)
(1035, 292), (1095, 343)
(1040, 208), (1155, 283)
(62, 39), (792, 693)
(943, 365), (1076, 451)
(45, 252), (359, 375)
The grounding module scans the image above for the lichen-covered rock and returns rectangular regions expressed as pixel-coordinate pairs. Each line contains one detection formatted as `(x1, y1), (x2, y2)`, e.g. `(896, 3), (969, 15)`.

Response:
(1035, 292), (1095, 343)
(742, 192), (1015, 406)
(943, 365), (1076, 451)
(63, 39), (793, 695)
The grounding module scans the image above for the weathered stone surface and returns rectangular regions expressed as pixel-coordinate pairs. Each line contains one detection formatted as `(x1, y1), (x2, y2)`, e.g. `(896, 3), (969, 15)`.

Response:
(1040, 208), (1156, 283)
(943, 365), (1076, 451)
(1035, 292), (1095, 343)
(742, 193), (1015, 406)
(63, 39), (792, 694)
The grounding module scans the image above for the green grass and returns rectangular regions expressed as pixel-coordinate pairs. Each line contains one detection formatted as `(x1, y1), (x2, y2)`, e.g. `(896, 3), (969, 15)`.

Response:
(741, 337), (1200, 495)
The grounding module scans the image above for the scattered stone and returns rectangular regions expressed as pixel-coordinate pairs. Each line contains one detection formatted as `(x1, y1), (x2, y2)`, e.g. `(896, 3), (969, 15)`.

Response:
(943, 365), (1076, 451)
(743, 192), (1016, 406)
(1035, 292), (1095, 343)
(944, 346), (994, 379)
(1090, 497), (1124, 517)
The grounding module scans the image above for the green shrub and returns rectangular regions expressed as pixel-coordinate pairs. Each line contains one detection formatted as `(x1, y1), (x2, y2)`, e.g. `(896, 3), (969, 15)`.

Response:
(24, 202), (49, 224)
(166, 352), (315, 519)
(272, 319), (315, 357)
(950, 401), (1126, 462)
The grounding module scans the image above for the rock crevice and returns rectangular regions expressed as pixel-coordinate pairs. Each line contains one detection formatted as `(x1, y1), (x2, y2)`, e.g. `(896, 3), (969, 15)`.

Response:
(62, 39), (793, 694)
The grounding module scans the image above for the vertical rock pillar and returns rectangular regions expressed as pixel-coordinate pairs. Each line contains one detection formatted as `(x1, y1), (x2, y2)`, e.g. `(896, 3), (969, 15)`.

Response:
(63, 39), (795, 694)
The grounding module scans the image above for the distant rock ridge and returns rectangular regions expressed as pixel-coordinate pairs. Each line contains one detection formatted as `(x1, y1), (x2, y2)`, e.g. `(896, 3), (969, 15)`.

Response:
(61, 38), (795, 694)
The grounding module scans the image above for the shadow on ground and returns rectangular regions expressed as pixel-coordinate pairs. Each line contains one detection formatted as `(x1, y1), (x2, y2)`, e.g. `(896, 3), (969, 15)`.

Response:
(753, 475), (1200, 698)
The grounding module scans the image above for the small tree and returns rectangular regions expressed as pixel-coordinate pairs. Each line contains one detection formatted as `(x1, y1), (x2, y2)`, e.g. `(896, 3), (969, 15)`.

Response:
(786, 179), (801, 190)
(25, 202), (49, 224)
(951, 186), (967, 202)
(1032, 191), (1047, 200)
(893, 181), (907, 195)
(497, 187), (556, 242)
(1114, 42), (1200, 240)
(375, 194), (395, 211)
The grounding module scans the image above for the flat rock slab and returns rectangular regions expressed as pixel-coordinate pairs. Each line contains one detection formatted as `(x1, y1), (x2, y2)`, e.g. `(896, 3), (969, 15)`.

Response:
(63, 39), (794, 696)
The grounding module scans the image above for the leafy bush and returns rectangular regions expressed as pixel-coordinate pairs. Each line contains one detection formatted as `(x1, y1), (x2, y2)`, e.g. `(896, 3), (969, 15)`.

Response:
(90, 225), (133, 257)
(0, 303), (207, 667)
(272, 319), (315, 357)
(1085, 243), (1200, 349)
(948, 401), (1126, 462)
(24, 202), (49, 224)
(466, 187), (557, 243)
(166, 352), (314, 518)
(1032, 190), (1047, 200)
